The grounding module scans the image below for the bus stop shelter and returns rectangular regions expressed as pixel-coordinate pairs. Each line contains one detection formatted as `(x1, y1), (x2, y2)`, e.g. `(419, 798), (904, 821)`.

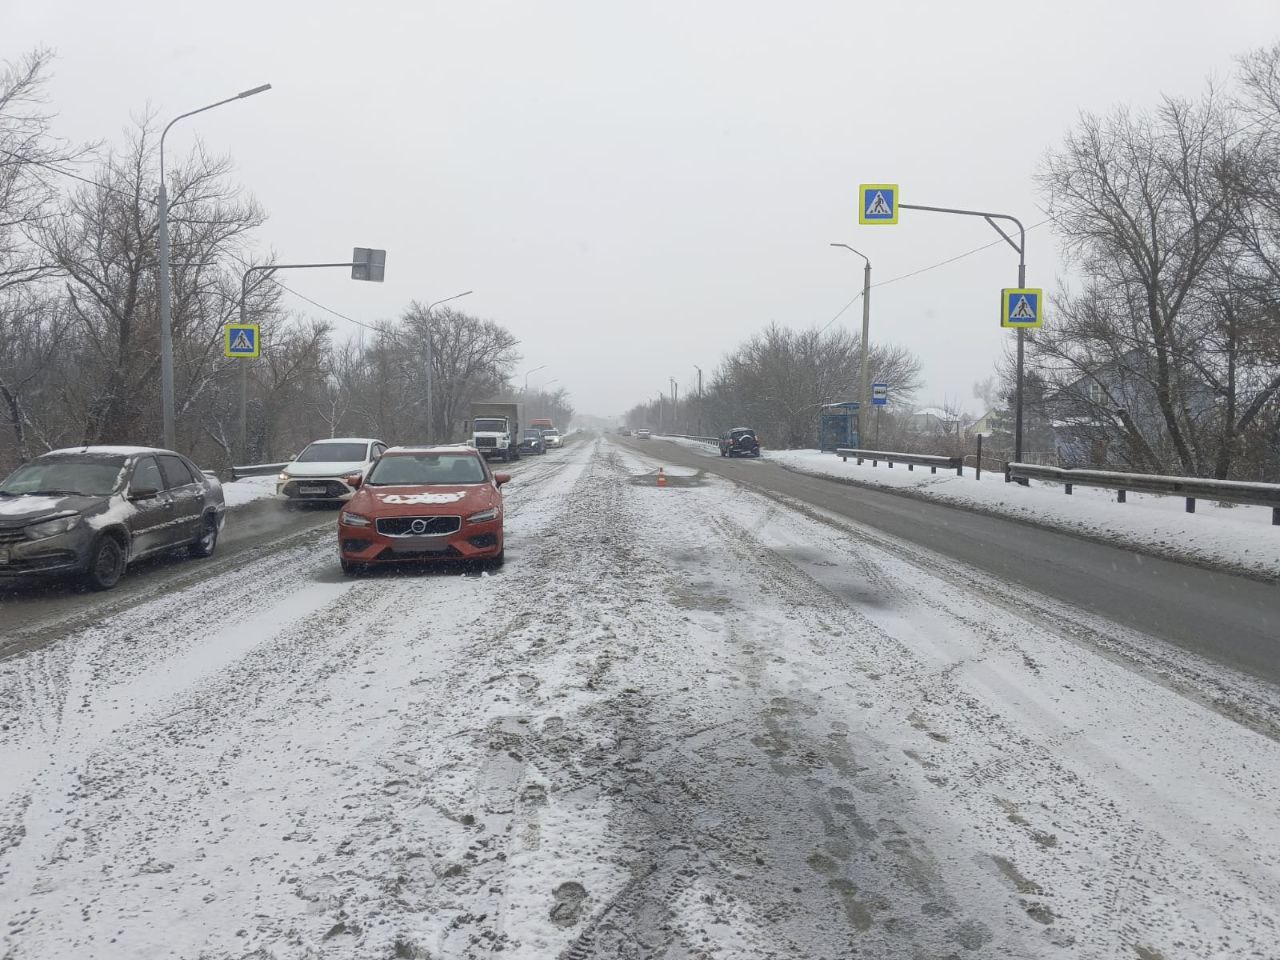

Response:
(819, 401), (860, 452)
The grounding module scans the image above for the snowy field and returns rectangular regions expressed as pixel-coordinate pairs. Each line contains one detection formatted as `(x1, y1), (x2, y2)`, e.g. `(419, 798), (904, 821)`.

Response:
(1, 437), (1278, 959)
(661, 437), (1280, 579)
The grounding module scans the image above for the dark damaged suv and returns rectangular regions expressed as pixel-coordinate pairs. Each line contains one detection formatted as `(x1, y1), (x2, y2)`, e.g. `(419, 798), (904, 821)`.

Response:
(0, 446), (225, 590)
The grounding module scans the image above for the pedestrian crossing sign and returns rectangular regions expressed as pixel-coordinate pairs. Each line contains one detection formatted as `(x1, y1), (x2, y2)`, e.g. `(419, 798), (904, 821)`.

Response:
(859, 183), (899, 225)
(1001, 288), (1043, 329)
(224, 323), (260, 358)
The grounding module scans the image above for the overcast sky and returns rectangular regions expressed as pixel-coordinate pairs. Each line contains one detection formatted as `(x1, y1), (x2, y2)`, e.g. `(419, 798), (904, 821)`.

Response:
(10, 0), (1279, 418)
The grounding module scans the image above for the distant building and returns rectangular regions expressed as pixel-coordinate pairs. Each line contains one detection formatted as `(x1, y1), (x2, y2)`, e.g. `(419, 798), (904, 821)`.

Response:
(909, 407), (963, 435)
(1044, 354), (1213, 469)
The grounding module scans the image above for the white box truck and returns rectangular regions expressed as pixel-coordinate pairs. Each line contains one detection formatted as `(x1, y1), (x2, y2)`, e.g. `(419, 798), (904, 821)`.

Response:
(469, 401), (523, 462)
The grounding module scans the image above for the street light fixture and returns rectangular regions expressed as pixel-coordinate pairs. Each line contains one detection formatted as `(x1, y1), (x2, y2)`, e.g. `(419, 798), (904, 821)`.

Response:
(423, 290), (472, 442)
(158, 82), (271, 450)
(830, 243), (873, 433)
(523, 365), (548, 394)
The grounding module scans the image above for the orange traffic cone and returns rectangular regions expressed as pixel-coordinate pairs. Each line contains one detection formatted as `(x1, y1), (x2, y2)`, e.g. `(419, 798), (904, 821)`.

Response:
(656, 467), (667, 488)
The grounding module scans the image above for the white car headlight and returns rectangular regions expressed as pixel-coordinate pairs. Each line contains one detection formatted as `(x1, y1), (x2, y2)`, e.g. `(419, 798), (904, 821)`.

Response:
(340, 511), (371, 527)
(466, 508), (498, 524)
(26, 513), (82, 539)
(277, 472), (289, 481)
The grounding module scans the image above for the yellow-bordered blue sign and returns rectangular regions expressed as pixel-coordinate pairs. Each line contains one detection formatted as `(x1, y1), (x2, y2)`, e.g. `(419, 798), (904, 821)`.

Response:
(1001, 288), (1043, 329)
(224, 323), (260, 358)
(859, 184), (899, 225)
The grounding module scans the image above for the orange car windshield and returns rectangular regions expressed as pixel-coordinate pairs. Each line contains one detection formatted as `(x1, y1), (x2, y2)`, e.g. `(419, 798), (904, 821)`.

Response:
(366, 454), (486, 486)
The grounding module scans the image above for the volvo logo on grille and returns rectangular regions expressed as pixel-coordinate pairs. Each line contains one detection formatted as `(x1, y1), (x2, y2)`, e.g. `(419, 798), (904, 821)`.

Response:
(410, 519), (429, 535)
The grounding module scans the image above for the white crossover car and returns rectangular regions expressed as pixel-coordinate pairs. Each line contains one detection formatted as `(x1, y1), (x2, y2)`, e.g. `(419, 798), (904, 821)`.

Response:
(277, 437), (387, 505)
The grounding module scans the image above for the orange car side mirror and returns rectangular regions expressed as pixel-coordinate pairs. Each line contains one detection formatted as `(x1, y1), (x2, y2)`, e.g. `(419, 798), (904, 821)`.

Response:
(346, 473), (363, 488)
(494, 473), (511, 486)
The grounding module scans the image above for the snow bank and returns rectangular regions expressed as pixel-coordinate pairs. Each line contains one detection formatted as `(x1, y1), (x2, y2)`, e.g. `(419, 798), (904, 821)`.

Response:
(220, 474), (278, 508)
(767, 448), (1280, 578)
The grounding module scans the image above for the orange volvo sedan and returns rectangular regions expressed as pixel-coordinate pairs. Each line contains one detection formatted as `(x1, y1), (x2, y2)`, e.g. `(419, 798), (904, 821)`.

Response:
(337, 446), (510, 574)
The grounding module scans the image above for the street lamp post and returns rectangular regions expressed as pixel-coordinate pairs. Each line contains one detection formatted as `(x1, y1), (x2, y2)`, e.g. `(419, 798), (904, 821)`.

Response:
(670, 378), (679, 431)
(534, 378), (559, 417)
(423, 290), (472, 442)
(830, 244), (872, 425)
(158, 83), (271, 451)
(523, 364), (548, 395)
(694, 365), (703, 436)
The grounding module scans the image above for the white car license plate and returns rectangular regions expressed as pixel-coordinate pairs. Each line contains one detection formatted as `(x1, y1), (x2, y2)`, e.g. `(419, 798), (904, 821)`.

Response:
(299, 485), (328, 495)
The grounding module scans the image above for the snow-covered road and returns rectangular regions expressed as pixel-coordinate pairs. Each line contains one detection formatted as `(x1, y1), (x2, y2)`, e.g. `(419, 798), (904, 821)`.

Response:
(1, 437), (1277, 959)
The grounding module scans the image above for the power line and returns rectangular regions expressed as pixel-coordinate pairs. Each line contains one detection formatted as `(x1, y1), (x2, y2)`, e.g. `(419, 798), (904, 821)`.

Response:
(871, 216), (1055, 290)
(0, 146), (156, 206)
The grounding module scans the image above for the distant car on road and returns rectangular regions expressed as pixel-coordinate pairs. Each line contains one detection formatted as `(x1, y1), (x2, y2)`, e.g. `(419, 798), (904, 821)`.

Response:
(635, 428), (652, 439)
(719, 428), (760, 458)
(617, 427), (631, 436)
(519, 429), (547, 456)
(540, 428), (563, 449)
(337, 446), (509, 574)
(0, 446), (225, 590)
(277, 437), (386, 505)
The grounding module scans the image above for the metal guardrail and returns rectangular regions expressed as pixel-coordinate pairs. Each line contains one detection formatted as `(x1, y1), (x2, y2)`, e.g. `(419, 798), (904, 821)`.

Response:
(660, 434), (719, 444)
(231, 461), (289, 481)
(837, 447), (964, 476)
(1005, 462), (1280, 525)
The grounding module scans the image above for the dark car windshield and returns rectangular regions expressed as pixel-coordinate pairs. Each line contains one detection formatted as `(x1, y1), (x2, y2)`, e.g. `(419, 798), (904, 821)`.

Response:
(366, 454), (486, 486)
(522, 430), (542, 439)
(295, 442), (367, 463)
(0, 456), (128, 497)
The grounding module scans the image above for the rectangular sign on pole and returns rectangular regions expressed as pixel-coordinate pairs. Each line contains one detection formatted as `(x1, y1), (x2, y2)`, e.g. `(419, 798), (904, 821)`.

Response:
(224, 323), (260, 359)
(872, 383), (889, 406)
(1001, 288), (1043, 328)
(351, 247), (386, 282)
(858, 184), (899, 225)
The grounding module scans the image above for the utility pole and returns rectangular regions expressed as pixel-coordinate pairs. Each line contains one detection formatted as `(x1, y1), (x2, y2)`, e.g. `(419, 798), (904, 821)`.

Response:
(829, 244), (872, 418)
(670, 377), (679, 431)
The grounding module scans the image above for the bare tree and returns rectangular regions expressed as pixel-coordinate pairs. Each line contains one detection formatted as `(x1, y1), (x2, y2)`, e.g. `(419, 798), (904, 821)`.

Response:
(655, 323), (921, 448)
(1034, 53), (1280, 478)
(40, 116), (268, 448)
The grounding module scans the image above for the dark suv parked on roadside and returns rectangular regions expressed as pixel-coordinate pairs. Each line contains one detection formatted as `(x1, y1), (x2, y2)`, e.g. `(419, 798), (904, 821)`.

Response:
(0, 446), (225, 590)
(719, 428), (761, 458)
